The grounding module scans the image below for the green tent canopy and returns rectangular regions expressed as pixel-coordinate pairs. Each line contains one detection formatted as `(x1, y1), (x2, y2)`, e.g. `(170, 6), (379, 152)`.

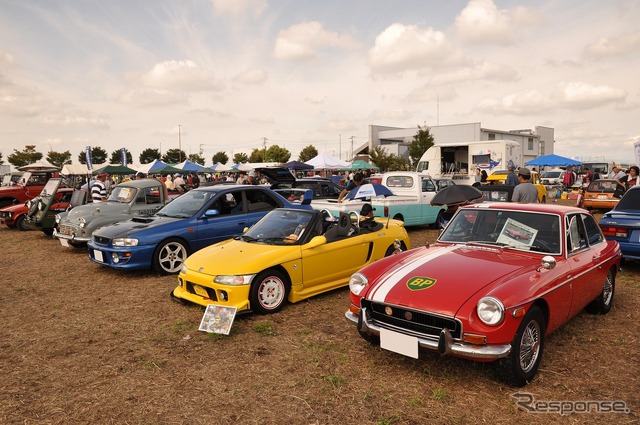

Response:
(91, 164), (139, 175)
(342, 159), (379, 172)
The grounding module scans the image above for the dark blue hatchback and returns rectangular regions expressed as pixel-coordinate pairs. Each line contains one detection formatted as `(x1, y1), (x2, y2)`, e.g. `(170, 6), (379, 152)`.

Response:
(88, 185), (311, 274)
(599, 185), (640, 262)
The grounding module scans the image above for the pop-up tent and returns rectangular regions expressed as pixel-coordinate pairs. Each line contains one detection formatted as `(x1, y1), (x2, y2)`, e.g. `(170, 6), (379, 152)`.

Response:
(304, 153), (350, 170)
(525, 154), (582, 167)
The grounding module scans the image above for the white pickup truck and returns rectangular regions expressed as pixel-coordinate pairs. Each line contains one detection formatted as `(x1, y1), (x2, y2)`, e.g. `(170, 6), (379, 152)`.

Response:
(311, 171), (446, 227)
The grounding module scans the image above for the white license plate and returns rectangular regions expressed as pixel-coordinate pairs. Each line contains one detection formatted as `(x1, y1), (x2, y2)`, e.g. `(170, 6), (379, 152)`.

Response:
(94, 250), (104, 262)
(60, 238), (70, 247)
(598, 195), (607, 199)
(380, 328), (419, 359)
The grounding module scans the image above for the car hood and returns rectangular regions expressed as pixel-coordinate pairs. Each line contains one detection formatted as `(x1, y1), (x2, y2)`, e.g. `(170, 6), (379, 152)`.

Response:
(93, 215), (182, 238)
(363, 244), (536, 316)
(1, 203), (26, 213)
(64, 202), (133, 222)
(184, 238), (300, 276)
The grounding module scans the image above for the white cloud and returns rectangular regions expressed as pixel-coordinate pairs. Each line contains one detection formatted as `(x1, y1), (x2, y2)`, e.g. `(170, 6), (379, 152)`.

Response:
(475, 89), (552, 115)
(41, 111), (109, 129)
(454, 0), (541, 45)
(369, 23), (463, 74)
(0, 50), (16, 65)
(232, 69), (267, 85)
(584, 31), (640, 58)
(141, 60), (224, 92)
(210, 0), (267, 19)
(274, 21), (360, 61)
(555, 82), (626, 108)
(429, 61), (518, 85)
(119, 88), (189, 106)
(475, 82), (627, 116)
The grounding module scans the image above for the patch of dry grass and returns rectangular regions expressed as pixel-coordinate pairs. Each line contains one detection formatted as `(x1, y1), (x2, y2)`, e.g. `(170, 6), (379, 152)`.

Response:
(0, 203), (638, 424)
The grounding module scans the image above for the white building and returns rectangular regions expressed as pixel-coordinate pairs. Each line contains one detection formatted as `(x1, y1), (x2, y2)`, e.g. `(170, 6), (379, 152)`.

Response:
(364, 122), (554, 167)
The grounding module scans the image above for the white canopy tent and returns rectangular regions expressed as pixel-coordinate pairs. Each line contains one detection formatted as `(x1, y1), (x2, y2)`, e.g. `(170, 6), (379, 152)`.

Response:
(304, 153), (350, 170)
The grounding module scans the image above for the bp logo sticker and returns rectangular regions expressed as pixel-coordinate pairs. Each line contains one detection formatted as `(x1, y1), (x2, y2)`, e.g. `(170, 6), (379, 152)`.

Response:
(407, 276), (436, 291)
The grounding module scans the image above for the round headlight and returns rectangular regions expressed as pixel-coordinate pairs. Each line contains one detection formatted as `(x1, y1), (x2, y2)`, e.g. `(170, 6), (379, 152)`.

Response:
(349, 273), (368, 295)
(79, 217), (86, 228)
(476, 297), (505, 326)
(55, 214), (61, 224)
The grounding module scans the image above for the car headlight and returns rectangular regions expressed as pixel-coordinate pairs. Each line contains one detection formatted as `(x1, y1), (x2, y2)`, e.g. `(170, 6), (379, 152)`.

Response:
(349, 272), (368, 295)
(180, 264), (188, 274)
(55, 214), (61, 224)
(476, 297), (505, 326)
(79, 217), (86, 228)
(112, 238), (139, 247)
(7, 212), (13, 218)
(213, 275), (255, 285)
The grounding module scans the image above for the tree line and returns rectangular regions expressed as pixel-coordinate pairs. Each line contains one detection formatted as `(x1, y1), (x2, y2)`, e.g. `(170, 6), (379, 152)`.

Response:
(0, 126), (434, 172)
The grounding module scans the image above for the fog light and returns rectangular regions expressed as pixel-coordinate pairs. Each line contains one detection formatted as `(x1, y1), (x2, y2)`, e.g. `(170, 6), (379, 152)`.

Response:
(219, 290), (228, 301)
(112, 253), (119, 263)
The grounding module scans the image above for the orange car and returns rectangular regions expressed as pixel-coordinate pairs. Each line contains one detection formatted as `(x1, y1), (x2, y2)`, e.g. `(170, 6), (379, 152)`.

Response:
(581, 179), (620, 211)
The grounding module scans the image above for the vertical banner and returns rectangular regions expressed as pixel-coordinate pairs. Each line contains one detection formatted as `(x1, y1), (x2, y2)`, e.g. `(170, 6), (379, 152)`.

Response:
(634, 140), (640, 168)
(120, 147), (127, 166)
(85, 146), (93, 170)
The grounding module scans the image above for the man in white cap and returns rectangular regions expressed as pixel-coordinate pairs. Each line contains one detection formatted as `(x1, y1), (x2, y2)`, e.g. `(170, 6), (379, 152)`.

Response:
(511, 168), (539, 203)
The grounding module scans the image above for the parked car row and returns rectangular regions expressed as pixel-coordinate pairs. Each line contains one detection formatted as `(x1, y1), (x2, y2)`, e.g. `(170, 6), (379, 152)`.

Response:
(2, 169), (635, 388)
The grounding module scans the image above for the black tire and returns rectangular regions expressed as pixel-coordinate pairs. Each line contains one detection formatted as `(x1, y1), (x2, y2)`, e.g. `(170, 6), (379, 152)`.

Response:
(586, 269), (615, 314)
(358, 330), (380, 345)
(42, 228), (54, 236)
(153, 238), (189, 274)
(15, 215), (29, 231)
(249, 269), (289, 314)
(384, 241), (407, 257)
(540, 196), (546, 204)
(431, 210), (444, 229)
(496, 305), (545, 387)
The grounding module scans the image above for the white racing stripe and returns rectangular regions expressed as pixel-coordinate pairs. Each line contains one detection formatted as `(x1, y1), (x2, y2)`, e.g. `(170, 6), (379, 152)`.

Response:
(369, 245), (458, 303)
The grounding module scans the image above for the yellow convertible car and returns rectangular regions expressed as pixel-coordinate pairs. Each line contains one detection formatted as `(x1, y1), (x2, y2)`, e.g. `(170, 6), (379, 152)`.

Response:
(171, 207), (410, 314)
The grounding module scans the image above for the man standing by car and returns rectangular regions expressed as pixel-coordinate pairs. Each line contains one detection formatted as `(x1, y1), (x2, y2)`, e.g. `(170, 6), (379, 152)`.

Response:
(338, 172), (364, 202)
(505, 165), (519, 186)
(91, 173), (108, 203)
(511, 168), (538, 203)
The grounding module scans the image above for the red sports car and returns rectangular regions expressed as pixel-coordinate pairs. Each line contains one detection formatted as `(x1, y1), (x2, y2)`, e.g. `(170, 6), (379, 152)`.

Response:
(346, 203), (621, 386)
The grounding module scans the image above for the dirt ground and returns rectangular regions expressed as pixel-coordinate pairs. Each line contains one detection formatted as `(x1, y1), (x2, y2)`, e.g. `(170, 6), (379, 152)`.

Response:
(1, 201), (638, 424)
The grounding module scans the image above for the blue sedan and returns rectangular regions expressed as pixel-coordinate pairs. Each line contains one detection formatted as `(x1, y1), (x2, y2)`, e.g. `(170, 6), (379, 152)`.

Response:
(88, 185), (312, 274)
(599, 185), (640, 262)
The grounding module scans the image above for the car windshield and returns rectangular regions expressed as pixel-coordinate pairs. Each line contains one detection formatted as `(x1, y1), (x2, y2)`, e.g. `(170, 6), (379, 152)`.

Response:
(616, 188), (640, 211)
(242, 209), (315, 245)
(107, 186), (137, 203)
(439, 209), (561, 254)
(156, 189), (216, 218)
(542, 171), (562, 179)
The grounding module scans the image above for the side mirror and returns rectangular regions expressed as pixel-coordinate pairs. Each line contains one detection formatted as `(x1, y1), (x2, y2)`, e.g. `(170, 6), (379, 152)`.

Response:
(305, 235), (327, 249)
(538, 255), (556, 271)
(204, 209), (220, 218)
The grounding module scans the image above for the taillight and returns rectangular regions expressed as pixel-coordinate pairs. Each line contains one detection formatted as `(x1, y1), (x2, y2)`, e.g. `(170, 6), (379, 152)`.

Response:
(601, 226), (628, 238)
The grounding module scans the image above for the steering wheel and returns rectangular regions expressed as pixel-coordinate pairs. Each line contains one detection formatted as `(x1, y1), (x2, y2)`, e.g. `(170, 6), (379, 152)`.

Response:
(531, 239), (553, 253)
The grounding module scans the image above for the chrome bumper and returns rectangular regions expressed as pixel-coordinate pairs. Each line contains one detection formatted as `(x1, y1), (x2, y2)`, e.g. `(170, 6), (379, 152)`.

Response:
(345, 308), (511, 360)
(53, 228), (91, 243)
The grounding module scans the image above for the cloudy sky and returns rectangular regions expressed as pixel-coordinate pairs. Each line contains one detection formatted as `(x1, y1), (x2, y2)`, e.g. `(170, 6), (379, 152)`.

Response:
(1, 0), (639, 166)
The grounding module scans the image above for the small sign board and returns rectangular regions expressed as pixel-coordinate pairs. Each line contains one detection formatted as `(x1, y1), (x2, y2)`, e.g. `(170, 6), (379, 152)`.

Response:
(198, 304), (237, 335)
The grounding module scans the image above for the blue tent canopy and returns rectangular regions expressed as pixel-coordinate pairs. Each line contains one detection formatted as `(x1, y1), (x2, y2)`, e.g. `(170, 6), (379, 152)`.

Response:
(525, 154), (582, 167)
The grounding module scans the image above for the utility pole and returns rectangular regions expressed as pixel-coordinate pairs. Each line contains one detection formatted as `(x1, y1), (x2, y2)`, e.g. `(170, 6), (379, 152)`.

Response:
(350, 136), (355, 160)
(199, 144), (204, 155)
(178, 125), (182, 162)
(339, 134), (342, 159)
(262, 137), (267, 161)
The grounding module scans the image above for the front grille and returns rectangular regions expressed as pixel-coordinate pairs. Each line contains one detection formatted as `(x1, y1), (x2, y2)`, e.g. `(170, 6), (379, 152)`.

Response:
(363, 299), (461, 339)
(93, 235), (111, 245)
(58, 224), (76, 236)
(186, 281), (218, 301)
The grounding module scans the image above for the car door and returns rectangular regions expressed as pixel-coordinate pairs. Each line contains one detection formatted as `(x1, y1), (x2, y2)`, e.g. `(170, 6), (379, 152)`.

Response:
(193, 189), (249, 251)
(300, 228), (371, 290)
(565, 213), (602, 317)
